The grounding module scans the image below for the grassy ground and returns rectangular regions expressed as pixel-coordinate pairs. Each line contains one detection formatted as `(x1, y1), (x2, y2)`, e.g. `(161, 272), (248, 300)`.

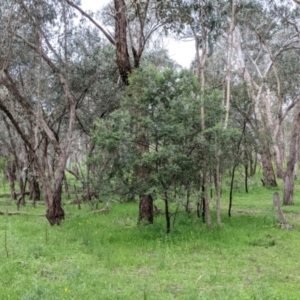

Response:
(1, 179), (300, 299)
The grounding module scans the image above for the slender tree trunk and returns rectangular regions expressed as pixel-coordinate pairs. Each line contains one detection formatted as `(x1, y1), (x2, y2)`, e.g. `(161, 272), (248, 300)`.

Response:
(29, 178), (40, 206)
(244, 161), (249, 193)
(17, 167), (27, 210)
(163, 188), (171, 233)
(250, 151), (257, 176)
(224, 0), (236, 129)
(203, 174), (212, 228)
(63, 172), (70, 199)
(6, 164), (16, 199)
(215, 156), (222, 226)
(228, 164), (235, 218)
(185, 184), (191, 213)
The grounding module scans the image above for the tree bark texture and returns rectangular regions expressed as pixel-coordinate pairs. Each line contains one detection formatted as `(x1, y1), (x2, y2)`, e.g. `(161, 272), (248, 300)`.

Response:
(114, 0), (132, 85)
(260, 148), (277, 187)
(46, 182), (65, 225)
(283, 101), (300, 205)
(138, 195), (153, 224)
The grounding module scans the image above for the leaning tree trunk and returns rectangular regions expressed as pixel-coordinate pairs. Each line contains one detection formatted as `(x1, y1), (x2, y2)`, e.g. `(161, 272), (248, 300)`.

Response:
(283, 101), (300, 205)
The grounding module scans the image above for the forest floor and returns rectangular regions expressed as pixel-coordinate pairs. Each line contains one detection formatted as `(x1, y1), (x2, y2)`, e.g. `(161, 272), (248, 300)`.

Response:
(1, 180), (300, 299)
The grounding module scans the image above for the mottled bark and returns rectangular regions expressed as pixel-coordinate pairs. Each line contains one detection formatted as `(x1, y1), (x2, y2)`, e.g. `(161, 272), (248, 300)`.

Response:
(46, 183), (65, 225)
(283, 101), (300, 205)
(260, 148), (277, 187)
(114, 0), (131, 85)
(45, 159), (67, 225)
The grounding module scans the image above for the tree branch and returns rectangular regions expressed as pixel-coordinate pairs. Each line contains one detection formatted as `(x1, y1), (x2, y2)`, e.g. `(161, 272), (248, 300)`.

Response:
(0, 97), (33, 151)
(65, 0), (115, 45)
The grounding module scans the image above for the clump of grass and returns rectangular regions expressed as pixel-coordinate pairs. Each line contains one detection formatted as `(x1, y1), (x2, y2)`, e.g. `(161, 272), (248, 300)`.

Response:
(249, 234), (276, 248)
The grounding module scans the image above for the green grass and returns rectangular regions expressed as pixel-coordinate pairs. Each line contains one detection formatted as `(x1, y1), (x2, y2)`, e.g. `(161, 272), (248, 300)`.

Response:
(1, 182), (300, 299)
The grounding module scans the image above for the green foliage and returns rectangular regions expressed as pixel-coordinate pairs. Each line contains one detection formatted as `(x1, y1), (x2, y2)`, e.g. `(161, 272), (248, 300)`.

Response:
(91, 66), (239, 204)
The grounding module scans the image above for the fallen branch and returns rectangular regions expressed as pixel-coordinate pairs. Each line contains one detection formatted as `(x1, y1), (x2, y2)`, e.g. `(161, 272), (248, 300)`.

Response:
(92, 202), (109, 214)
(0, 210), (45, 216)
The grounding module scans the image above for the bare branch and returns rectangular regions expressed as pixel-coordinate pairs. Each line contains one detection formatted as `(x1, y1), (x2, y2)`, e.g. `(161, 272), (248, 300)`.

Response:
(255, 29), (283, 120)
(65, 0), (115, 45)
(0, 97), (33, 151)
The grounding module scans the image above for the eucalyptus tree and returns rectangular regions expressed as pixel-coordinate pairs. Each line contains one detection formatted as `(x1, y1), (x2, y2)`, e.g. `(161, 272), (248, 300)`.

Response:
(66, 0), (175, 223)
(157, 0), (235, 226)
(65, 26), (121, 202)
(232, 1), (300, 203)
(92, 66), (229, 232)
(0, 0), (76, 224)
(0, 0), (115, 224)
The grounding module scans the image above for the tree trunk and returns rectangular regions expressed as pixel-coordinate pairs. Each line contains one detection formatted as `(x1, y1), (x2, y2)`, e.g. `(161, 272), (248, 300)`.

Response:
(63, 172), (70, 199)
(224, 0), (236, 129)
(29, 178), (40, 205)
(6, 164), (17, 200)
(17, 168), (27, 209)
(202, 174), (212, 228)
(214, 156), (222, 226)
(114, 0), (131, 85)
(294, 135), (299, 180)
(228, 164), (235, 218)
(163, 188), (171, 233)
(185, 184), (191, 213)
(283, 171), (295, 205)
(46, 181), (65, 225)
(260, 148), (277, 187)
(283, 101), (300, 205)
(250, 151), (257, 176)
(138, 195), (153, 224)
